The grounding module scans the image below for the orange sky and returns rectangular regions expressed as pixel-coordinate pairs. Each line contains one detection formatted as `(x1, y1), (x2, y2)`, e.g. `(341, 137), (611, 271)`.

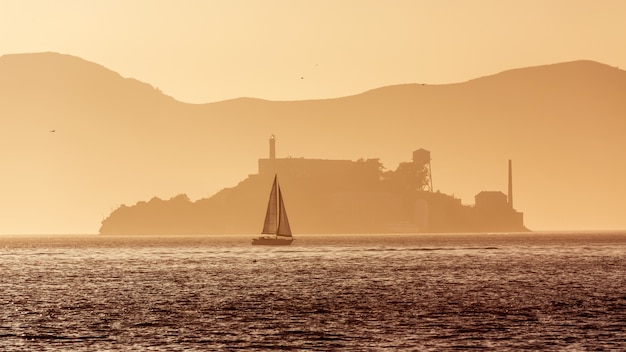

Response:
(2, 0), (625, 103)
(1, 1), (626, 235)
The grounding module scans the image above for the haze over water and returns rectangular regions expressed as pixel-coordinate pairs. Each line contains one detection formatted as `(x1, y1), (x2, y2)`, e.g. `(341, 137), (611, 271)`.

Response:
(2, 2), (626, 234)
(1, 232), (624, 350)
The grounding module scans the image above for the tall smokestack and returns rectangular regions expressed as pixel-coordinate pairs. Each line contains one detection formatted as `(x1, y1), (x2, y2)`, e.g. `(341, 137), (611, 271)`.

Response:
(508, 159), (513, 209)
(269, 135), (276, 160)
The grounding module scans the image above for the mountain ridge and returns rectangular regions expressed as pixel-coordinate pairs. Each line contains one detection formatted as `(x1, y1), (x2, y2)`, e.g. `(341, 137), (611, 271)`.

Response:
(5, 53), (622, 104)
(0, 52), (624, 233)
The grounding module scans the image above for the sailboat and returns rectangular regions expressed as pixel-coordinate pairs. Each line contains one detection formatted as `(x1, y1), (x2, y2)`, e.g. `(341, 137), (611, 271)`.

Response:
(252, 175), (294, 245)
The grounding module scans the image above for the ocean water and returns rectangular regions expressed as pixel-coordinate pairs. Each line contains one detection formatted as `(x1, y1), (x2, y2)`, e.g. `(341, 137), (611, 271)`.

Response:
(0, 232), (624, 351)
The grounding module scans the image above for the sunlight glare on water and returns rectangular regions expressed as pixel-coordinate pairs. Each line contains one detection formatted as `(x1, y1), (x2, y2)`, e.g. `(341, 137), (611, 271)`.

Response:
(0, 232), (625, 351)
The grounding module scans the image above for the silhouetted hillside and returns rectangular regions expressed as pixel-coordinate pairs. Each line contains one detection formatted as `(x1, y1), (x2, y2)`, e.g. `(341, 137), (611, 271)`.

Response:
(1, 52), (625, 233)
(99, 154), (528, 235)
(1, 52), (176, 108)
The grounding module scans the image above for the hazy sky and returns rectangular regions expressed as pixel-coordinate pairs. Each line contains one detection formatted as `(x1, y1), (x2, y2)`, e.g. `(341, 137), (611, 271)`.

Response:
(2, 0), (625, 103)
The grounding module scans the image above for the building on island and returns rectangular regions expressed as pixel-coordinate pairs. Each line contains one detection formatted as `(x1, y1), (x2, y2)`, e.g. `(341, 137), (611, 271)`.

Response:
(256, 135), (526, 233)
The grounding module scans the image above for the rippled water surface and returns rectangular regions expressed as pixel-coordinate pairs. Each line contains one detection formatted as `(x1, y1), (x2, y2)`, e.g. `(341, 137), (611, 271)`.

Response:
(1, 232), (625, 350)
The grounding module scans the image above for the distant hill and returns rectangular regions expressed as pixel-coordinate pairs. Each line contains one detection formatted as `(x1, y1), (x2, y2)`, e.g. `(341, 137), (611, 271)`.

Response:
(1, 52), (625, 233)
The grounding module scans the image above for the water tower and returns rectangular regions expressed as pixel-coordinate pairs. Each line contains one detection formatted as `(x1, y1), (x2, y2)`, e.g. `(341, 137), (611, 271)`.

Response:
(412, 148), (433, 192)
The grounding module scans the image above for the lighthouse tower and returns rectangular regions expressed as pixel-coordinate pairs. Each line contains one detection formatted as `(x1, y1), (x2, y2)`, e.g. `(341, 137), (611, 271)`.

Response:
(269, 134), (276, 160)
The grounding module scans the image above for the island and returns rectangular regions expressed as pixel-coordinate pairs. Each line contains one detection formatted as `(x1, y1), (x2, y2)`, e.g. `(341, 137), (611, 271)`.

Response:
(99, 136), (527, 235)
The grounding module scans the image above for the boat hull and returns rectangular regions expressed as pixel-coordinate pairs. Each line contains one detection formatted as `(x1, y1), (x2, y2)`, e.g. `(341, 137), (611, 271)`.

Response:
(252, 236), (294, 246)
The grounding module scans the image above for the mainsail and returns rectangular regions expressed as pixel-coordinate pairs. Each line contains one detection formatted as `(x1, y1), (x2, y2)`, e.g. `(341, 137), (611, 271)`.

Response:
(262, 177), (278, 234)
(262, 175), (292, 237)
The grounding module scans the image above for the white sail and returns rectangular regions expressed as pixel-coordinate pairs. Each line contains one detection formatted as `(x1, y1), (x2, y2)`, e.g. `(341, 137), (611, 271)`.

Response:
(261, 176), (278, 234)
(276, 186), (292, 237)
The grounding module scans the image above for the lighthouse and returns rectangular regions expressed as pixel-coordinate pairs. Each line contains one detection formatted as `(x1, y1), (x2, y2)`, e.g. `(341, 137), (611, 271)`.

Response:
(269, 134), (276, 160)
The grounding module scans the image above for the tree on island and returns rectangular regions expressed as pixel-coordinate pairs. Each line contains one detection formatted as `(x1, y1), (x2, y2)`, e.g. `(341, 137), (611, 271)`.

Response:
(382, 161), (430, 193)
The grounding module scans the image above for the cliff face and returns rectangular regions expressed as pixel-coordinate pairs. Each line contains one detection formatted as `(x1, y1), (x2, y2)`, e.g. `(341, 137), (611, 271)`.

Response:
(99, 153), (527, 235)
